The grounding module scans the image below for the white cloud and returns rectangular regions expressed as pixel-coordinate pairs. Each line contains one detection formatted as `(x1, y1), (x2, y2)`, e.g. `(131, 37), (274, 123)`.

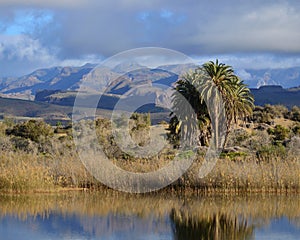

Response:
(60, 54), (102, 66)
(193, 53), (300, 71)
(189, 2), (300, 54)
(0, 34), (54, 61)
(2, 1), (300, 56)
(1, 0), (300, 77)
(0, 34), (102, 76)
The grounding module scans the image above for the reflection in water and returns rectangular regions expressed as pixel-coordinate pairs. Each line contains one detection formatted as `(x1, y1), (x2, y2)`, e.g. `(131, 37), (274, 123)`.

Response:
(170, 209), (254, 240)
(0, 192), (299, 239)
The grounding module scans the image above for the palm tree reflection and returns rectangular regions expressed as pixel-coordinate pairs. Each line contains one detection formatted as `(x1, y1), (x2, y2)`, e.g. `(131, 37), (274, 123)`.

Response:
(170, 208), (254, 240)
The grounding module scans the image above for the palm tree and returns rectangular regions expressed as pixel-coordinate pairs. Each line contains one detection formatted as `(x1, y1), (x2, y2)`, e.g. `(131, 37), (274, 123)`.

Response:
(168, 72), (210, 147)
(226, 76), (254, 126)
(168, 60), (254, 148)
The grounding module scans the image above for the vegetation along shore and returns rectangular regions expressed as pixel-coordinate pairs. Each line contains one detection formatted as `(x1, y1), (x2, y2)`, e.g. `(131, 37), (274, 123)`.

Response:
(0, 60), (299, 193)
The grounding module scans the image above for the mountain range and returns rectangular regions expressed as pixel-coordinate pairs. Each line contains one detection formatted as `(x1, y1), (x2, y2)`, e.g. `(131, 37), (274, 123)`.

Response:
(1, 64), (300, 99)
(0, 64), (300, 111)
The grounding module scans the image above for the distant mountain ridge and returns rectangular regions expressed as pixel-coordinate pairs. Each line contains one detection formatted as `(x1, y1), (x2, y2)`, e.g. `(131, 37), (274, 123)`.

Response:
(1, 64), (300, 106)
(0, 63), (193, 100)
(243, 67), (300, 88)
(0, 63), (299, 119)
(0, 64), (96, 100)
(251, 85), (300, 108)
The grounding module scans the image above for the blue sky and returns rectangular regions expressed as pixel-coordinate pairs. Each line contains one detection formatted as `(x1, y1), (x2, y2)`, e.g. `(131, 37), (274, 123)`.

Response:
(0, 0), (300, 77)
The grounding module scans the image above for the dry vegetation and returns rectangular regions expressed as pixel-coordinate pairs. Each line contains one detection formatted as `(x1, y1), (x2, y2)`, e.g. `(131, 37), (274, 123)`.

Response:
(0, 104), (299, 193)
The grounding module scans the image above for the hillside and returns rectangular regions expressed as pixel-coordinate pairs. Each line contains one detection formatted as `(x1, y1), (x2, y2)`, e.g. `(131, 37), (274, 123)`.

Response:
(0, 64), (95, 100)
(251, 85), (300, 108)
(0, 96), (72, 121)
(36, 84), (300, 110)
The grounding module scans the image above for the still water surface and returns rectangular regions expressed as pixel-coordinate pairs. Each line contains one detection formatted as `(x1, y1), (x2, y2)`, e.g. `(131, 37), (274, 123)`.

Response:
(0, 192), (299, 239)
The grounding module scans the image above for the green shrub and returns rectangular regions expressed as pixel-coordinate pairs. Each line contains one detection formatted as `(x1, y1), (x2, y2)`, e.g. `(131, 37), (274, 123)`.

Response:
(10, 136), (34, 152)
(287, 136), (300, 157)
(264, 104), (288, 119)
(256, 144), (287, 161)
(245, 130), (271, 152)
(292, 124), (300, 136)
(290, 106), (300, 122)
(252, 105), (289, 123)
(252, 110), (272, 124)
(226, 128), (250, 147)
(6, 120), (53, 143)
(220, 151), (248, 160)
(0, 135), (12, 151)
(267, 125), (290, 142)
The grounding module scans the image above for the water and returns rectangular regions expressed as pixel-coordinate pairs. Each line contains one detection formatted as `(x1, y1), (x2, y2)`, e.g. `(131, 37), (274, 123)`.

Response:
(0, 192), (299, 240)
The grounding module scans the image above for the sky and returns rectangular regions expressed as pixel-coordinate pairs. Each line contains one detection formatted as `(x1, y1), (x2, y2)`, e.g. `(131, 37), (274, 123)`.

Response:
(0, 0), (300, 77)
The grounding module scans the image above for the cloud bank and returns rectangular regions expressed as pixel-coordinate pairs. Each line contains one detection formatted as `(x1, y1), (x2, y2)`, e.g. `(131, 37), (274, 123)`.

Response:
(0, 0), (300, 77)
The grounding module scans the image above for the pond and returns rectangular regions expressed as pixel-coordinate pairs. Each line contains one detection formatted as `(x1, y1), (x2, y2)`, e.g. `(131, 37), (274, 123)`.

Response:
(0, 191), (299, 239)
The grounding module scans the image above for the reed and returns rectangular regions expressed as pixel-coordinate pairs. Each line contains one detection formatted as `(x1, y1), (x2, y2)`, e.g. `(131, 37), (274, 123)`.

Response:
(0, 118), (299, 193)
(0, 152), (54, 192)
(181, 155), (300, 193)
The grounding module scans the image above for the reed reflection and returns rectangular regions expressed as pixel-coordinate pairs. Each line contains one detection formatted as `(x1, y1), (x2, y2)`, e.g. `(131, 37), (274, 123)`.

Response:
(0, 192), (299, 239)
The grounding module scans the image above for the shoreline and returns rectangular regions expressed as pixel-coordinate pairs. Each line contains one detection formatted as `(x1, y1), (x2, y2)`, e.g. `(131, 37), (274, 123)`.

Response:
(1, 184), (299, 196)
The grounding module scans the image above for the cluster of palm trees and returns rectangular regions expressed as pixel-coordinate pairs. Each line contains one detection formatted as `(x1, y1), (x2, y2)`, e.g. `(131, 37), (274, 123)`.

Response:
(168, 60), (254, 148)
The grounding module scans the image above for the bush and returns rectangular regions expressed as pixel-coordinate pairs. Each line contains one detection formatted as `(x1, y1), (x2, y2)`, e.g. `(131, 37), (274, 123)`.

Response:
(252, 105), (289, 123)
(220, 151), (248, 160)
(244, 130), (271, 152)
(290, 106), (300, 122)
(287, 136), (300, 157)
(0, 122), (6, 136)
(0, 136), (12, 152)
(225, 128), (250, 147)
(167, 116), (181, 148)
(264, 104), (288, 119)
(252, 109), (272, 124)
(267, 125), (290, 142)
(6, 120), (53, 143)
(129, 113), (151, 147)
(10, 136), (35, 153)
(292, 124), (300, 136)
(256, 144), (287, 162)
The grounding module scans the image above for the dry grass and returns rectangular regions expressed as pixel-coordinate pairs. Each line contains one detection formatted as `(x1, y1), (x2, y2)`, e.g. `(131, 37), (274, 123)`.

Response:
(0, 149), (97, 193)
(274, 117), (295, 128)
(0, 117), (299, 193)
(0, 152), (54, 192)
(1, 142), (299, 193)
(182, 156), (300, 193)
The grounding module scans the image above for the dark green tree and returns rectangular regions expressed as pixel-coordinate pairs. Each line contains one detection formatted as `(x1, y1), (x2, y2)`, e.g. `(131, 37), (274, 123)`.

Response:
(168, 60), (254, 148)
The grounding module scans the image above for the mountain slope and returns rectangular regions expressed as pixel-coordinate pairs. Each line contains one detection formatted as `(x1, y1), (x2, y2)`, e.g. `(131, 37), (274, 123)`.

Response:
(0, 96), (72, 119)
(251, 85), (300, 108)
(0, 64), (95, 99)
